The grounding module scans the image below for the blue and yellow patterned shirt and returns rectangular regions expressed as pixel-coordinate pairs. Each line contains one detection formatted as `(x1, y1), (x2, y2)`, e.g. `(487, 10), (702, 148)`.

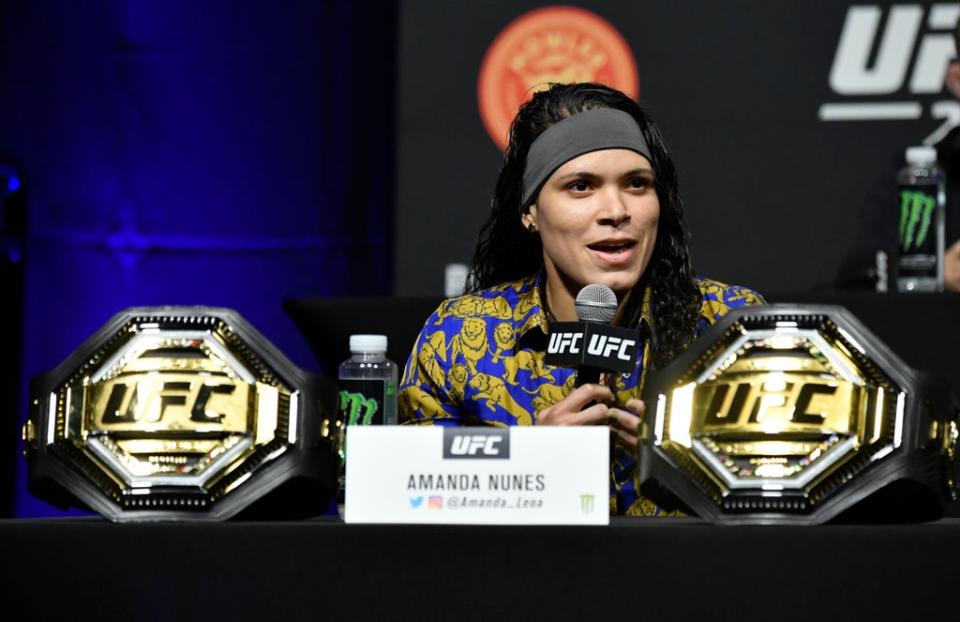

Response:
(398, 273), (764, 515)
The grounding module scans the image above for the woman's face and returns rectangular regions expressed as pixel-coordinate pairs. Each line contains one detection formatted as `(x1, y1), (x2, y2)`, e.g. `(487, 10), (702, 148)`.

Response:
(524, 148), (660, 301)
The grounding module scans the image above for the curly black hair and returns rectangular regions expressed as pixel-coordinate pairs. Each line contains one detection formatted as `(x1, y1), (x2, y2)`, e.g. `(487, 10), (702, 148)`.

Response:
(469, 82), (701, 367)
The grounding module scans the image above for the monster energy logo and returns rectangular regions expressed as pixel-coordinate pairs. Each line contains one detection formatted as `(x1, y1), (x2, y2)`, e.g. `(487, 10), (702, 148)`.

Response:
(339, 391), (379, 425)
(899, 190), (935, 252)
(580, 493), (594, 514)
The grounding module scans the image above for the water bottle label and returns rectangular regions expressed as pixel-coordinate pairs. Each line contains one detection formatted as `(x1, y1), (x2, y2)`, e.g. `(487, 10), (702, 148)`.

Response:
(338, 379), (388, 426)
(897, 184), (938, 277)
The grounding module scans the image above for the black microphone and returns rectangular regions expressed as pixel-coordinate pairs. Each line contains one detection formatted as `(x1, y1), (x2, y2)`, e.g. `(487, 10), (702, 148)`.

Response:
(544, 284), (640, 387)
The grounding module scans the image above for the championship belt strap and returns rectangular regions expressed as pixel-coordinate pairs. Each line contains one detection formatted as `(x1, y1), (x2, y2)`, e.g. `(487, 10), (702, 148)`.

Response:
(639, 304), (960, 525)
(22, 306), (340, 522)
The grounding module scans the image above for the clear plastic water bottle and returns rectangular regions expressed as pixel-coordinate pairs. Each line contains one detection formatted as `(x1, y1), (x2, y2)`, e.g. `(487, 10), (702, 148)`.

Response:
(336, 335), (397, 508)
(896, 146), (946, 292)
(337, 334), (398, 427)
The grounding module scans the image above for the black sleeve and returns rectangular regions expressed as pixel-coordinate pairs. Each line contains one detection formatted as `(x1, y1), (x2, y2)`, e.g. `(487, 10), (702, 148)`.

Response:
(835, 155), (903, 290)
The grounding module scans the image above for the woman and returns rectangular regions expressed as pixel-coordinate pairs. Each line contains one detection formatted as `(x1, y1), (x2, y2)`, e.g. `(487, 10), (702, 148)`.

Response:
(399, 82), (763, 515)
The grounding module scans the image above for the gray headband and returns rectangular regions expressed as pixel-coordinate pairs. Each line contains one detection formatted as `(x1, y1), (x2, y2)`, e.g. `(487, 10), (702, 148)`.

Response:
(521, 108), (652, 210)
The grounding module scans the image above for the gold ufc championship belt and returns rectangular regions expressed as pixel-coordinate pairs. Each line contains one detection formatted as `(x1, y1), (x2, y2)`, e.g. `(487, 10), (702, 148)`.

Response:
(23, 307), (339, 521)
(639, 305), (960, 525)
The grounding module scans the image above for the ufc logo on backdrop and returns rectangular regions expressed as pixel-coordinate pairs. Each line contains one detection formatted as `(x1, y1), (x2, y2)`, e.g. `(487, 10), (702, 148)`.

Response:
(830, 4), (958, 95)
(820, 3), (960, 143)
(443, 428), (510, 459)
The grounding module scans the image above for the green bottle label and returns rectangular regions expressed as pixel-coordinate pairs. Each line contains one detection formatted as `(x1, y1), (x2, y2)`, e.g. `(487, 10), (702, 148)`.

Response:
(898, 186), (936, 254)
(897, 185), (939, 278)
(338, 379), (386, 427)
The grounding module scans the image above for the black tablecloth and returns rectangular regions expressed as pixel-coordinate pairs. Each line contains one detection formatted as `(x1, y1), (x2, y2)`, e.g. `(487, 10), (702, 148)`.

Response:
(5, 516), (960, 621)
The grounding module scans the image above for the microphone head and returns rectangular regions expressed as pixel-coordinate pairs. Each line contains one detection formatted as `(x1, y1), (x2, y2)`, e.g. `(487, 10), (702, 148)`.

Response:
(575, 284), (618, 324)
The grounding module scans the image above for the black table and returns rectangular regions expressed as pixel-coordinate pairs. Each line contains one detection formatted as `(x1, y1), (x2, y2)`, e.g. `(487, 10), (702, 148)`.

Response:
(4, 516), (960, 621)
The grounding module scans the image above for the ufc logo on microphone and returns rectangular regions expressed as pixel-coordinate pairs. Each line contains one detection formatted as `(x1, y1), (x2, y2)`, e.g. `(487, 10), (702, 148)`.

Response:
(547, 331), (582, 355)
(546, 322), (639, 371)
(586, 334), (636, 362)
(443, 428), (510, 459)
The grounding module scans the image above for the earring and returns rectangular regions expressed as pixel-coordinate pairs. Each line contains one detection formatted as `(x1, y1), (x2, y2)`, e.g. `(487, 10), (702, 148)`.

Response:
(527, 223), (537, 233)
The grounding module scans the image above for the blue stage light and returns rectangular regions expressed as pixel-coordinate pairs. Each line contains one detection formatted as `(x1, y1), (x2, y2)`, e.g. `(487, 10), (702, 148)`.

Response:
(7, 176), (20, 192)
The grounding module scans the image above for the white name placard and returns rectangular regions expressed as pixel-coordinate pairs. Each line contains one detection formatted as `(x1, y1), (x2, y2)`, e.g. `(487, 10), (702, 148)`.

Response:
(344, 426), (609, 525)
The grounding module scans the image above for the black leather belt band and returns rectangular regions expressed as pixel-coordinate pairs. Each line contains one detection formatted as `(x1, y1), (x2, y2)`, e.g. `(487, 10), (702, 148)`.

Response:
(639, 304), (960, 525)
(23, 306), (340, 522)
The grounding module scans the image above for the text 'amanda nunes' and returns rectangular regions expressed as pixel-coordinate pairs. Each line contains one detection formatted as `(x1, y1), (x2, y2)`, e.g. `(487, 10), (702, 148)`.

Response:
(406, 473), (546, 492)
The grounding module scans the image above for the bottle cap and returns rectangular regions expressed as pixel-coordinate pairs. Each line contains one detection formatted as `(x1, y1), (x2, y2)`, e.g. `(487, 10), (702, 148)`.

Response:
(349, 334), (388, 353)
(905, 146), (937, 165)
(444, 263), (469, 297)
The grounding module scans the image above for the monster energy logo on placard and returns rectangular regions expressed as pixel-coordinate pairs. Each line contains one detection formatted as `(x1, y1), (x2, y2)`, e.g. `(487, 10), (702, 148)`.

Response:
(339, 390), (379, 425)
(899, 189), (936, 252)
(580, 494), (594, 514)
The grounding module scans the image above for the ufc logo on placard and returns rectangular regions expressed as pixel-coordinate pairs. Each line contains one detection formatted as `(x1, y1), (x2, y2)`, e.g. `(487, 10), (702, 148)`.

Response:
(451, 436), (501, 455)
(443, 428), (510, 459)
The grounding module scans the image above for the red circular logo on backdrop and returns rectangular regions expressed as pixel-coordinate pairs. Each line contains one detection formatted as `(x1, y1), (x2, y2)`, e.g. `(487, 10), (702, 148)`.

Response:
(477, 5), (640, 151)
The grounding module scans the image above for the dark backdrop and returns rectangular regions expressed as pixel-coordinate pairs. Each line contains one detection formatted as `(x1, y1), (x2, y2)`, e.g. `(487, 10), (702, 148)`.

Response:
(1, 1), (957, 517)
(0, 0), (397, 517)
(395, 0), (957, 295)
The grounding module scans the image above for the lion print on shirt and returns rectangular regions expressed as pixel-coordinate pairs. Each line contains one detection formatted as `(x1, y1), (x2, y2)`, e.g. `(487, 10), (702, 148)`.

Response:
(447, 363), (469, 402)
(399, 384), (450, 421)
(450, 317), (489, 373)
(435, 296), (512, 325)
(502, 351), (555, 386)
(490, 322), (515, 362)
(468, 373), (533, 425)
(416, 331), (449, 389)
(527, 374), (576, 416)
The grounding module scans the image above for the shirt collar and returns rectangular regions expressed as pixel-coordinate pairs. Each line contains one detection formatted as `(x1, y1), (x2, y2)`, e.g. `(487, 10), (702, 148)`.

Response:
(514, 271), (654, 337)
(515, 271), (550, 339)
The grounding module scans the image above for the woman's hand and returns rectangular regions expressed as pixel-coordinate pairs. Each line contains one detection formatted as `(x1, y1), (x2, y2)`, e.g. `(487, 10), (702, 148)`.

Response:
(537, 384), (644, 452)
(608, 398), (644, 453)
